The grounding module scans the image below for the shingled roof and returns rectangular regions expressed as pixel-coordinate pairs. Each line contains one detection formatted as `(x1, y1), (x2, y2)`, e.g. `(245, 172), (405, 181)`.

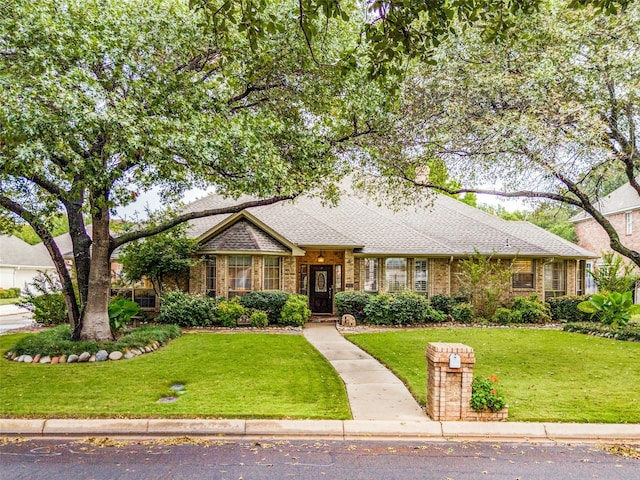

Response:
(570, 180), (640, 222)
(183, 183), (595, 259)
(0, 235), (54, 268)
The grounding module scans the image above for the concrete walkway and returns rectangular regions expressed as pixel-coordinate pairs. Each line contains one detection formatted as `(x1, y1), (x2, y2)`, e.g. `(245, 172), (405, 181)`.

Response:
(303, 322), (427, 421)
(0, 304), (34, 334)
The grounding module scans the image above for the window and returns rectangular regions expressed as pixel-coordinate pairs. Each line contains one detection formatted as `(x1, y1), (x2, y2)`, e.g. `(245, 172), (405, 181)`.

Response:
(299, 264), (308, 295)
(414, 258), (428, 294)
(385, 258), (407, 292)
(626, 212), (633, 235)
(134, 290), (157, 309)
(228, 255), (252, 297)
(544, 260), (566, 299)
(363, 258), (379, 292)
(335, 264), (342, 292)
(512, 259), (535, 289)
(206, 256), (216, 297)
(585, 261), (598, 294)
(576, 260), (586, 296)
(263, 256), (281, 290)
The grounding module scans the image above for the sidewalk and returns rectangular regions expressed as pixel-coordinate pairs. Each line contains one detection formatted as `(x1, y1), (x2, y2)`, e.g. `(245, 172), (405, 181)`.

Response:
(303, 322), (426, 421)
(2, 418), (639, 443)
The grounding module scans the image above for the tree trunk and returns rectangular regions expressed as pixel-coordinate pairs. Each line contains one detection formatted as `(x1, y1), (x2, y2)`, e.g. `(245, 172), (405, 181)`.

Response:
(79, 207), (114, 342)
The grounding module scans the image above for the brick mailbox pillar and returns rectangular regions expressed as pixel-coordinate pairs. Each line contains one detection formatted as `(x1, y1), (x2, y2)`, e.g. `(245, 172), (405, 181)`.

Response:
(426, 342), (475, 421)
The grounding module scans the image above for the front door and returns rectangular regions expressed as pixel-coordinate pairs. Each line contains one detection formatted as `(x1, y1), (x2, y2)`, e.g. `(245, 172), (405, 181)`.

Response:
(309, 265), (333, 314)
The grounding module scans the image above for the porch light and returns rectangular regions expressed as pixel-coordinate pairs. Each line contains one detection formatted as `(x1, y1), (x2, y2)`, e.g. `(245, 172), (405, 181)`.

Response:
(318, 251), (325, 263)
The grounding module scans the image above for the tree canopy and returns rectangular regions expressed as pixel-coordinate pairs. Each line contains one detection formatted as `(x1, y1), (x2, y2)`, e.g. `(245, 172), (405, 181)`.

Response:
(0, 0), (389, 340)
(354, 0), (640, 266)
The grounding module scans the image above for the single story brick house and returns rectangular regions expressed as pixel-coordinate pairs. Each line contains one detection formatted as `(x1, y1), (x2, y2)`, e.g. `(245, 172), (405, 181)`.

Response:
(183, 186), (595, 315)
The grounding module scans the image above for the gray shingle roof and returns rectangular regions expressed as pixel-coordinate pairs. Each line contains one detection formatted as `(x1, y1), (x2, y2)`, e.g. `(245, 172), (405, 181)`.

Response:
(570, 180), (640, 222)
(182, 183), (594, 258)
(200, 219), (288, 253)
(0, 235), (54, 267)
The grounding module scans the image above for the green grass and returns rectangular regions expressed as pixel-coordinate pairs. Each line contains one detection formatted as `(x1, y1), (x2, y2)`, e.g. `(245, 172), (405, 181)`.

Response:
(0, 332), (350, 420)
(345, 328), (640, 423)
(0, 298), (21, 305)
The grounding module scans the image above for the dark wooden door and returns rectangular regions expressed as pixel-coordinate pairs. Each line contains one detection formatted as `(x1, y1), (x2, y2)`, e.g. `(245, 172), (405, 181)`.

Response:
(309, 265), (333, 314)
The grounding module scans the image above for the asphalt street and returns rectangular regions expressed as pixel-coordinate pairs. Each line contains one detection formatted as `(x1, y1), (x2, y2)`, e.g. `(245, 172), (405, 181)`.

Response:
(1, 438), (638, 480)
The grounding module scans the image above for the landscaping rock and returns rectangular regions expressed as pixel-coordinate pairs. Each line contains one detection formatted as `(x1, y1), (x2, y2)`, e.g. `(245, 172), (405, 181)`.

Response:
(16, 355), (24, 362)
(67, 354), (79, 363)
(78, 352), (91, 362)
(124, 353), (135, 359)
(89, 354), (96, 362)
(23, 355), (33, 363)
(33, 354), (41, 363)
(51, 357), (60, 364)
(144, 346), (152, 353)
(108, 351), (123, 361)
(95, 350), (108, 362)
(59, 355), (67, 364)
(39, 356), (51, 364)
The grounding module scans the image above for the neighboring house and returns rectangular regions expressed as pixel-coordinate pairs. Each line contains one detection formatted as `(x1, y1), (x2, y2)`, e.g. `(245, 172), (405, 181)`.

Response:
(180, 185), (595, 315)
(569, 180), (640, 298)
(0, 235), (55, 292)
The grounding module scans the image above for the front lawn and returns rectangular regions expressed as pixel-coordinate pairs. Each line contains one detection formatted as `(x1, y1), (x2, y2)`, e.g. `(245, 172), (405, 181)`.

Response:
(0, 332), (350, 420)
(345, 328), (640, 423)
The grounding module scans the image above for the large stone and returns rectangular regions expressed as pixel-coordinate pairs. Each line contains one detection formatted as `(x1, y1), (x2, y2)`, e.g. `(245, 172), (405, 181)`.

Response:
(51, 357), (60, 364)
(108, 351), (123, 361)
(67, 354), (79, 363)
(123, 353), (135, 359)
(33, 354), (41, 363)
(23, 355), (33, 363)
(59, 355), (67, 364)
(78, 352), (91, 362)
(89, 355), (96, 362)
(341, 314), (356, 327)
(95, 350), (109, 362)
(39, 356), (51, 364)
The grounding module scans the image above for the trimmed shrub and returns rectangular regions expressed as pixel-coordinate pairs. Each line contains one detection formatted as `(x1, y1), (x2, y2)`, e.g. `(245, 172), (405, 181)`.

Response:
(547, 295), (590, 322)
(249, 310), (269, 328)
(492, 307), (514, 325)
(511, 295), (551, 324)
(451, 302), (474, 323)
(239, 291), (291, 325)
(335, 291), (371, 323)
(158, 291), (217, 327)
(215, 298), (245, 327)
(280, 294), (311, 326)
(429, 293), (454, 315)
(0, 287), (21, 299)
(363, 293), (393, 325)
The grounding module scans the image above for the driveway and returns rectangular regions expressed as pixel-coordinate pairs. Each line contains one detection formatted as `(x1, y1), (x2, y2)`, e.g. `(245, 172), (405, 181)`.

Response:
(0, 304), (34, 334)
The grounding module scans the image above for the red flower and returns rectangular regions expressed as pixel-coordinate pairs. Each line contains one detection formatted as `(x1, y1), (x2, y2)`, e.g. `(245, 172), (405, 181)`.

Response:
(491, 389), (497, 395)
(490, 375), (499, 383)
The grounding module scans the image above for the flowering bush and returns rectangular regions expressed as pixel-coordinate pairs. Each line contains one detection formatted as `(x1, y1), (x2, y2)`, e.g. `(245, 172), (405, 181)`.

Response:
(470, 375), (507, 412)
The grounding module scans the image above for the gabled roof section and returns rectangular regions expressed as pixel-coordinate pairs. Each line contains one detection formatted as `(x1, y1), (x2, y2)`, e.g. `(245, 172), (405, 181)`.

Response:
(0, 235), (54, 268)
(197, 211), (305, 256)
(570, 180), (640, 222)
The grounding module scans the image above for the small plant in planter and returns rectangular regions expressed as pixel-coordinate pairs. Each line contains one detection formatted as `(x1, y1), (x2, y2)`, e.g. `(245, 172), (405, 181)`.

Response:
(470, 375), (507, 412)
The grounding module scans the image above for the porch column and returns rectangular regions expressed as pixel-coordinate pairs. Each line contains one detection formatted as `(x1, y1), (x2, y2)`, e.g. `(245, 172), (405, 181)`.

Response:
(344, 249), (355, 291)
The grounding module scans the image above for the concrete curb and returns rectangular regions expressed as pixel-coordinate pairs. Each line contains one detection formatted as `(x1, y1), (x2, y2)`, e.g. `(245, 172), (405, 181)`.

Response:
(2, 419), (639, 443)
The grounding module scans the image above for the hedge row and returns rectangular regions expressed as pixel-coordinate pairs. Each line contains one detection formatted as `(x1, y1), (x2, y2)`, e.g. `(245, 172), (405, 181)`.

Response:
(156, 291), (310, 328)
(0, 287), (21, 299)
(335, 292), (448, 325)
(563, 322), (640, 342)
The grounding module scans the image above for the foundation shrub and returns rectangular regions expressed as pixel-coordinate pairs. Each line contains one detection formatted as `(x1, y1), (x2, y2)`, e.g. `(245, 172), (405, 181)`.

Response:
(239, 291), (291, 325)
(363, 293), (392, 325)
(249, 310), (269, 328)
(492, 307), (516, 325)
(215, 298), (245, 327)
(389, 292), (445, 325)
(546, 295), (591, 322)
(279, 294), (311, 326)
(511, 295), (551, 324)
(451, 302), (474, 323)
(335, 291), (371, 323)
(158, 291), (217, 327)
